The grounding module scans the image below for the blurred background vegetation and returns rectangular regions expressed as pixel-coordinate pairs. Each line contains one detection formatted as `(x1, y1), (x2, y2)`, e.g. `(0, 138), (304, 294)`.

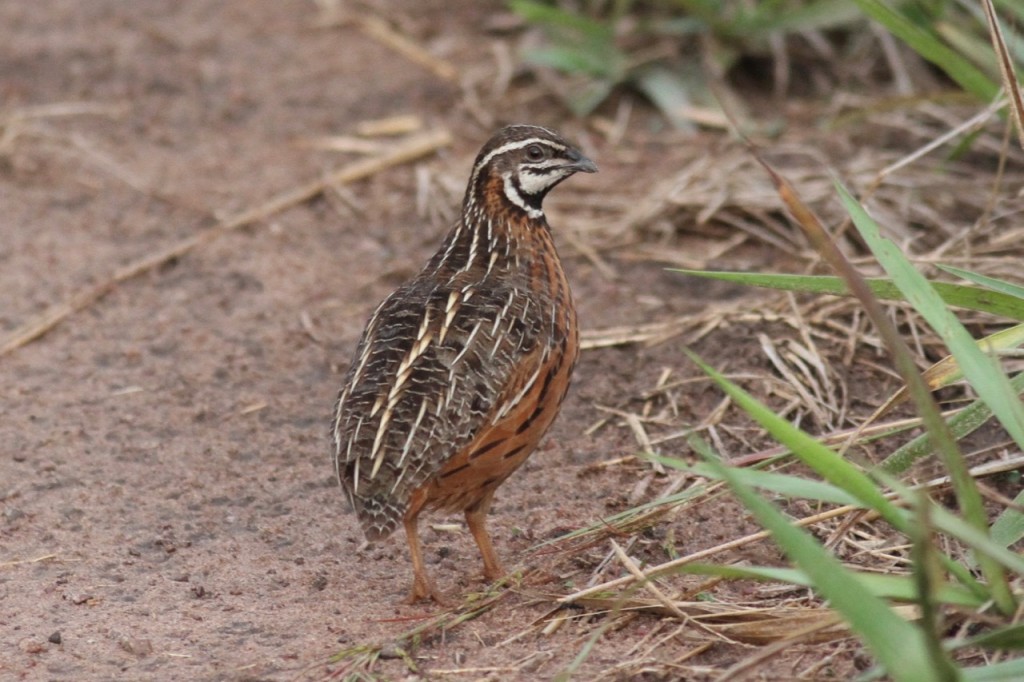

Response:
(510, 0), (1020, 125)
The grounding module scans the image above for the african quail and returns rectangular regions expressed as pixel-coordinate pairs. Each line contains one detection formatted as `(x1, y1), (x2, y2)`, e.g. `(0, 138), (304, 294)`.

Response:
(332, 125), (596, 602)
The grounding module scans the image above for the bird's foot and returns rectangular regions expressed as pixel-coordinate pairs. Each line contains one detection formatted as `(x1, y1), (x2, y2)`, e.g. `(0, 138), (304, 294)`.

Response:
(406, 575), (448, 606)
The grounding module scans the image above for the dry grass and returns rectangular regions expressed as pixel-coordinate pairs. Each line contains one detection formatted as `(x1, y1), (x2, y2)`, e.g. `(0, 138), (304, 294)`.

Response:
(0, 125), (452, 356)
(6, 2), (1023, 678)
(245, 64), (1024, 681)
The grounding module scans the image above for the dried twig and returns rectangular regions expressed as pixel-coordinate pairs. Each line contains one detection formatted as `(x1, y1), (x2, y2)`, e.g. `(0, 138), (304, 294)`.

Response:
(560, 503), (871, 604)
(0, 129), (452, 357)
(358, 16), (457, 82)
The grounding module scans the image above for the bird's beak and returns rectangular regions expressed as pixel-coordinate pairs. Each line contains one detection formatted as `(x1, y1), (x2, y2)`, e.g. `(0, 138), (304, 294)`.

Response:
(567, 149), (598, 174)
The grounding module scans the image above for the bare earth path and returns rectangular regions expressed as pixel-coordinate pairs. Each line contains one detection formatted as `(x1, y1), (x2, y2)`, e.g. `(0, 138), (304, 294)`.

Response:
(2, 2), (848, 680)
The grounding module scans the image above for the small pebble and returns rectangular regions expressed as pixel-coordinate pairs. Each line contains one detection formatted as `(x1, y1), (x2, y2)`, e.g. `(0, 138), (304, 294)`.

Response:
(117, 636), (153, 657)
(19, 638), (45, 654)
(48, 631), (62, 644)
(378, 645), (405, 660)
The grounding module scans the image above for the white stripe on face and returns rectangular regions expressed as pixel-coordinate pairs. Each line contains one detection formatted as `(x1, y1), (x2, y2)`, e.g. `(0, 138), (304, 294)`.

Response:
(502, 174), (543, 219)
(469, 135), (568, 185)
(518, 166), (570, 196)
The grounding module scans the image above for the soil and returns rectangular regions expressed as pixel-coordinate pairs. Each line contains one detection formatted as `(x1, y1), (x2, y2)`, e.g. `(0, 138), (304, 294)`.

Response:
(1, 2), (905, 680)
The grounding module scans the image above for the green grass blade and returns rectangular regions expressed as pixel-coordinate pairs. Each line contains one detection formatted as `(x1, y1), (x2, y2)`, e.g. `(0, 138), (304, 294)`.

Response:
(678, 563), (984, 608)
(962, 657), (1024, 681)
(508, 0), (612, 38)
(744, 0), (864, 34)
(882, 371), (1024, 472)
(688, 350), (988, 599)
(686, 351), (908, 529)
(632, 66), (696, 130)
(841, 182), (1017, 614)
(936, 264), (1024, 299)
(919, 326), (1024, 391)
(670, 269), (1024, 320)
(877, 474), (1024, 575)
(990, 487), (1024, 549)
(658, 457), (861, 506)
(696, 444), (947, 681)
(839, 185), (1024, 451)
(994, 0), (1024, 23)
(695, 466), (856, 506)
(852, 0), (999, 100)
(956, 622), (1024, 651)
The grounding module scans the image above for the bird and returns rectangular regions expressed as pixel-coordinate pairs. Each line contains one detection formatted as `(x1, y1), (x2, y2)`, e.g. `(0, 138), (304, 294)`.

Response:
(331, 125), (596, 602)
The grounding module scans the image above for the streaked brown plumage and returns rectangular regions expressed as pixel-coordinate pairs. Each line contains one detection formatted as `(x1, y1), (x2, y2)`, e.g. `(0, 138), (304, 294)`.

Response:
(331, 125), (596, 602)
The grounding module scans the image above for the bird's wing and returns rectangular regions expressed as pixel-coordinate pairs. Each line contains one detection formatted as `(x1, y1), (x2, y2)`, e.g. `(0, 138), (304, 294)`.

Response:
(331, 277), (547, 537)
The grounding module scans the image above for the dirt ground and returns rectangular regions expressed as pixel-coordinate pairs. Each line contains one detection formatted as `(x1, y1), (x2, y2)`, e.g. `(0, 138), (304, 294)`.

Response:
(2, 2), (982, 680)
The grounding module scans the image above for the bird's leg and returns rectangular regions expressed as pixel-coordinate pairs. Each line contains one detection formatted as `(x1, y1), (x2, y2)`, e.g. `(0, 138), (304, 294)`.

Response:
(465, 489), (504, 582)
(403, 501), (444, 604)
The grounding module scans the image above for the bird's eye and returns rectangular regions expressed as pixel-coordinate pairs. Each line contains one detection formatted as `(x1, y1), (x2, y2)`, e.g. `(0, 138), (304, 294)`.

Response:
(525, 144), (545, 161)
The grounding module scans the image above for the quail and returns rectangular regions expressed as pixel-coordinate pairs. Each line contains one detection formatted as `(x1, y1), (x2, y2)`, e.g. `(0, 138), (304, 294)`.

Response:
(332, 125), (596, 602)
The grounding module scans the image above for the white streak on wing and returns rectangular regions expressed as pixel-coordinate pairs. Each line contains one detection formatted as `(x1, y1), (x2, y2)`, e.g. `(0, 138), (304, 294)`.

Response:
(347, 416), (363, 462)
(464, 220), (480, 272)
(369, 305), (438, 480)
(485, 250), (498, 277)
(489, 291), (517, 360)
(331, 385), (350, 458)
(393, 307), (433, 384)
(349, 305), (385, 385)
(436, 223), (463, 272)
(396, 398), (429, 470)
(389, 461), (408, 495)
(491, 290), (515, 337)
(369, 407), (392, 479)
(408, 421), (440, 483)
(495, 363), (543, 421)
(369, 393), (386, 418)
(439, 290), (460, 344)
(444, 373), (458, 410)
(336, 302), (385, 425)
(451, 321), (482, 367)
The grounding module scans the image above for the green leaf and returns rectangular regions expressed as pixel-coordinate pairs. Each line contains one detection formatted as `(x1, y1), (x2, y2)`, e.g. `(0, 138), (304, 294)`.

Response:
(840, 181), (1017, 613)
(839, 185), (1024, 453)
(990, 486), (1024, 549)
(880, 475), (1024, 575)
(962, 657), (1024, 681)
(936, 264), (1024, 300)
(852, 0), (999, 101)
(526, 46), (614, 76)
(746, 0), (865, 34)
(669, 269), (1024, 321)
(685, 351), (907, 529)
(954, 618), (1024, 651)
(632, 66), (696, 131)
(694, 428), (946, 681)
(670, 459), (861, 506)
(678, 563), (983, 607)
(509, 1), (612, 39)
(882, 371), (1024, 472)
(957, 622), (1024, 651)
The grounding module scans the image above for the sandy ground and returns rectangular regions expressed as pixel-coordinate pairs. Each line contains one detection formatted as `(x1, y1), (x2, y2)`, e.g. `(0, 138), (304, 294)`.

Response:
(2, 2), (888, 680)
